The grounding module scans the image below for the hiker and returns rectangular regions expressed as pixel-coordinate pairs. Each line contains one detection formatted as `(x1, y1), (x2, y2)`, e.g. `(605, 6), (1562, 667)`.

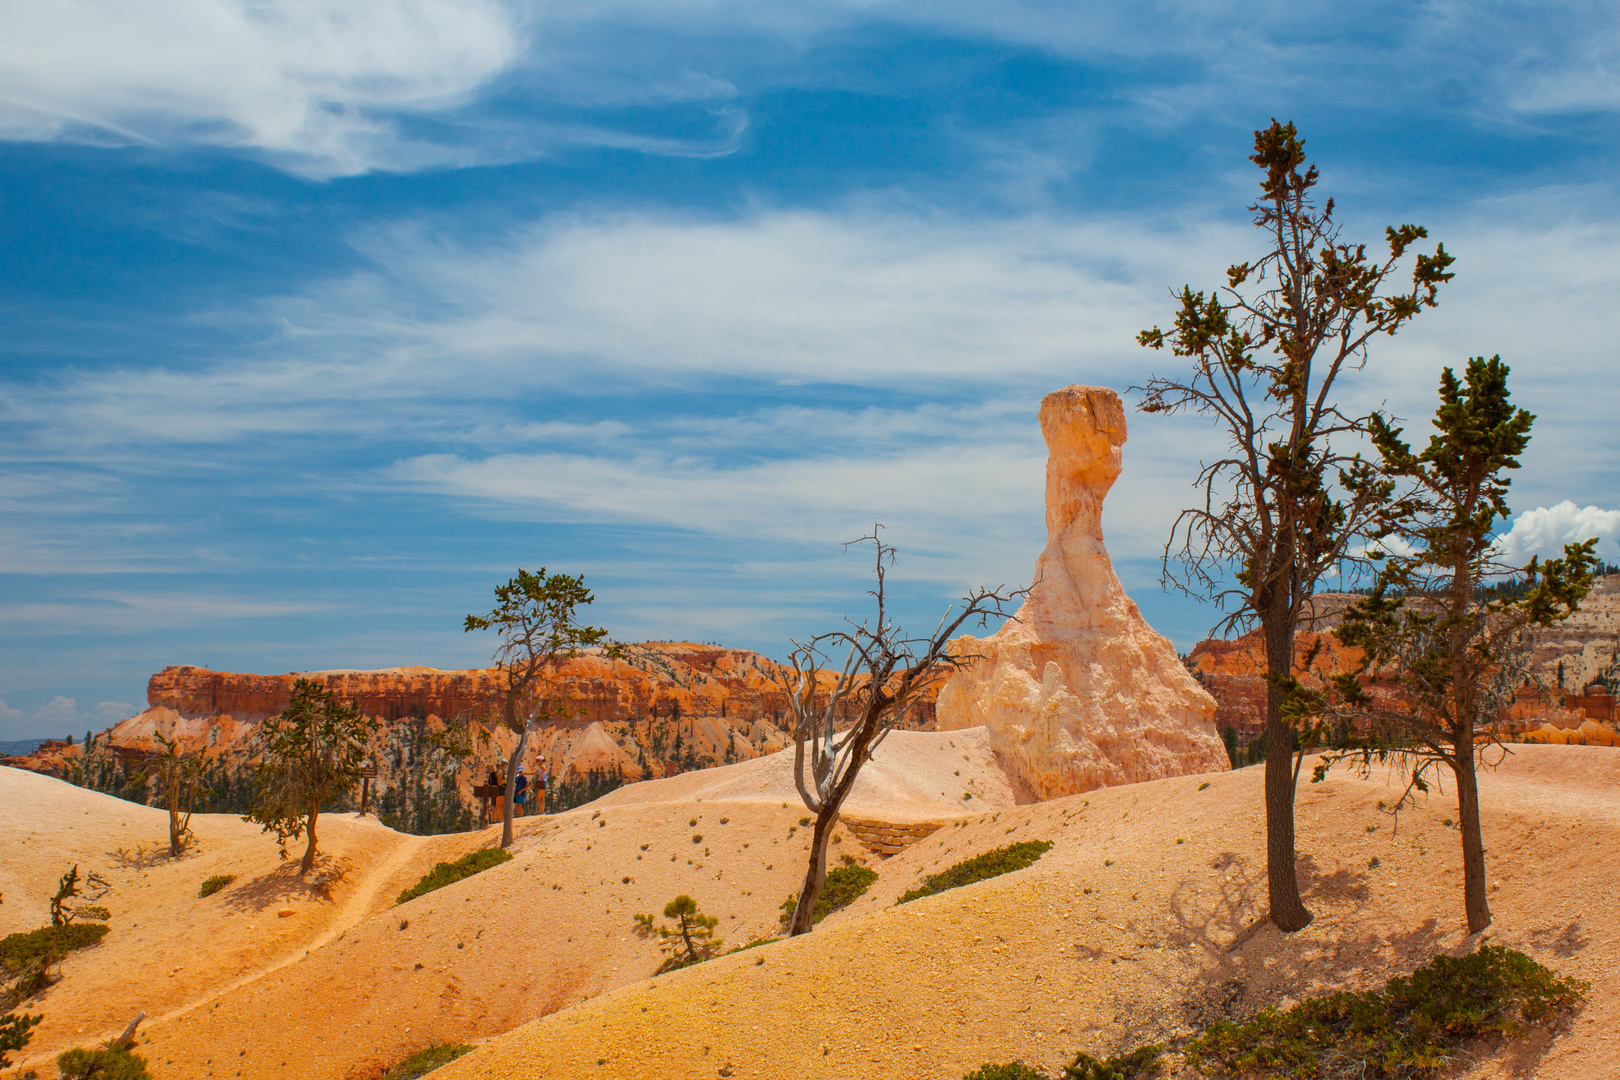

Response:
(537, 756), (549, 815)
(513, 769), (528, 818)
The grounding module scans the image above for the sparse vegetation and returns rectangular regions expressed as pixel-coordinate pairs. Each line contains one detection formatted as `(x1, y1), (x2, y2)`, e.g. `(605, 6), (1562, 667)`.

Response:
(960, 1046), (1161, 1080)
(0, 924), (110, 978)
(396, 848), (513, 905)
(963, 1064), (1045, 1080)
(0, 1010), (41, 1069)
(1185, 946), (1585, 1078)
(57, 1045), (153, 1079)
(779, 864), (877, 925)
(632, 895), (723, 972)
(198, 874), (237, 898)
(897, 840), (1053, 904)
(381, 1042), (476, 1079)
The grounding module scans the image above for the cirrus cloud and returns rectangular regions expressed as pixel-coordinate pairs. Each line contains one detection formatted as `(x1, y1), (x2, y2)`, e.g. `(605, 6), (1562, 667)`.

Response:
(0, 0), (525, 176)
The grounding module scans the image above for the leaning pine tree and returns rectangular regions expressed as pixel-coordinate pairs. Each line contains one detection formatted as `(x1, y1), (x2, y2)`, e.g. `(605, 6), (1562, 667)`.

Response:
(1321, 355), (1597, 933)
(244, 678), (380, 874)
(1136, 119), (1455, 931)
(465, 568), (614, 849)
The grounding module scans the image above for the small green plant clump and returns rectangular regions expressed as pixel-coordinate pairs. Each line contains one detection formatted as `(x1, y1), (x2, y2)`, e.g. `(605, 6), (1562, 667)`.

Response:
(960, 1045), (1160, 1080)
(779, 865), (877, 925)
(898, 840), (1053, 904)
(198, 874), (237, 898)
(1185, 945), (1586, 1078)
(396, 848), (513, 905)
(632, 895), (723, 972)
(381, 1042), (476, 1079)
(1, 1011), (42, 1069)
(963, 1063), (1046, 1080)
(1061, 1045), (1161, 1080)
(0, 924), (110, 977)
(57, 1045), (153, 1079)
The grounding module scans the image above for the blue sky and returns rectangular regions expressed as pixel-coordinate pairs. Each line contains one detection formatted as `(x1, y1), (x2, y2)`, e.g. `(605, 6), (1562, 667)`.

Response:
(3, 0), (1619, 740)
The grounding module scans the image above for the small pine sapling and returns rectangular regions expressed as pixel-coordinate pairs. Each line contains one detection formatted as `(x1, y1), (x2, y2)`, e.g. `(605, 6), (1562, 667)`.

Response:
(632, 895), (723, 972)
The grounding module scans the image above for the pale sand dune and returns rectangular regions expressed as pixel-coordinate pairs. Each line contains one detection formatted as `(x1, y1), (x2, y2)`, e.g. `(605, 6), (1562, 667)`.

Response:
(4, 744), (1617, 1080)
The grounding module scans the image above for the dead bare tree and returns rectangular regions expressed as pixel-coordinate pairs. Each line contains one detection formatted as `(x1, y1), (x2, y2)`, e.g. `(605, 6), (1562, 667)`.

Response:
(781, 528), (1020, 937)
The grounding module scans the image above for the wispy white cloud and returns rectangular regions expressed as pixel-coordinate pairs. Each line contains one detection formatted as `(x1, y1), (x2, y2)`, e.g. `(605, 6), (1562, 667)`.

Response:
(0, 0), (525, 176)
(0, 593), (329, 631)
(7, 197), (1618, 589)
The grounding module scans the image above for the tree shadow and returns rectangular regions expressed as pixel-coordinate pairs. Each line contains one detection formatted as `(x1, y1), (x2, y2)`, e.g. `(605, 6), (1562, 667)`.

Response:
(223, 854), (352, 913)
(104, 843), (177, 870)
(1525, 917), (1588, 959)
(1297, 853), (1371, 905)
(1167, 850), (1449, 1029)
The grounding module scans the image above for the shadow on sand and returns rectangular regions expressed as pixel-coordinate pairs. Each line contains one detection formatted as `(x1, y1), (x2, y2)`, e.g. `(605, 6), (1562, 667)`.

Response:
(222, 854), (352, 913)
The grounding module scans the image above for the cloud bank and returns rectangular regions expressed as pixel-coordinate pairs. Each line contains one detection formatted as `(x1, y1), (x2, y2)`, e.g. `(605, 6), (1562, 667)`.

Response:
(1495, 501), (1620, 563)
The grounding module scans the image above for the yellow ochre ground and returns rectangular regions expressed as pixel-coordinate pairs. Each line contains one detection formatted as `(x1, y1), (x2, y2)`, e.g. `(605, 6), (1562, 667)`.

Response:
(3, 733), (1615, 1079)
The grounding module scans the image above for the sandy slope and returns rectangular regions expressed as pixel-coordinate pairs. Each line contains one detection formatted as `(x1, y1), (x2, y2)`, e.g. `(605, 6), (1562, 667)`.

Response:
(4, 741), (1617, 1080)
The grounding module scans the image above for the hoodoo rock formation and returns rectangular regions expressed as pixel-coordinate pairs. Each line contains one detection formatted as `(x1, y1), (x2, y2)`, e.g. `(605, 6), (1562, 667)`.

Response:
(936, 385), (1229, 799)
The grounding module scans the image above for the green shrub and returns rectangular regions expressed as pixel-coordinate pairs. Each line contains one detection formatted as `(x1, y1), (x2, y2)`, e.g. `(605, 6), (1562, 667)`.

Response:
(1060, 1045), (1161, 1079)
(964, 1062), (1047, 1080)
(396, 848), (513, 905)
(0, 923), (110, 976)
(1, 1011), (42, 1070)
(198, 875), (237, 898)
(56, 1045), (152, 1079)
(1185, 945), (1586, 1078)
(898, 840), (1053, 904)
(381, 1042), (475, 1079)
(779, 865), (878, 925)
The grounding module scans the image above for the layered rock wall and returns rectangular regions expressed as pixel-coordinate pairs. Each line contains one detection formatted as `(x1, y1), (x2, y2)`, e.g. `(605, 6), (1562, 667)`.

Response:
(936, 385), (1229, 799)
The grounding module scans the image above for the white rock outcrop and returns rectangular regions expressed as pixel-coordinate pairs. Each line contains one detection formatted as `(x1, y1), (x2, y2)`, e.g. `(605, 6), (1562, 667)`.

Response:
(936, 384), (1228, 800)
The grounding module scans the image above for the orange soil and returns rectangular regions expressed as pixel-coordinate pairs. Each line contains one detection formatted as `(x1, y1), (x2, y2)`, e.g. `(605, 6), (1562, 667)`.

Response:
(4, 738), (1616, 1080)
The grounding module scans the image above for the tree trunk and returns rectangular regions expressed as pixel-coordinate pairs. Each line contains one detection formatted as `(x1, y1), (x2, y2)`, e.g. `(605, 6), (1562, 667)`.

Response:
(1262, 611), (1313, 932)
(789, 806), (838, 937)
(301, 800), (320, 874)
(1453, 737), (1492, 934)
(501, 727), (528, 849)
(167, 776), (183, 858)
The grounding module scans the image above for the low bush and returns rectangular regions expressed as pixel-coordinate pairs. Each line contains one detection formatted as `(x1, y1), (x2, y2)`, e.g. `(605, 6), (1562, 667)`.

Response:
(0, 924), (110, 976)
(963, 1063), (1046, 1080)
(56, 1045), (152, 1079)
(381, 1042), (475, 1079)
(198, 875), (237, 898)
(779, 865), (878, 925)
(960, 1046), (1160, 1080)
(1185, 945), (1586, 1078)
(396, 848), (513, 905)
(898, 840), (1053, 904)
(1061, 1045), (1161, 1079)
